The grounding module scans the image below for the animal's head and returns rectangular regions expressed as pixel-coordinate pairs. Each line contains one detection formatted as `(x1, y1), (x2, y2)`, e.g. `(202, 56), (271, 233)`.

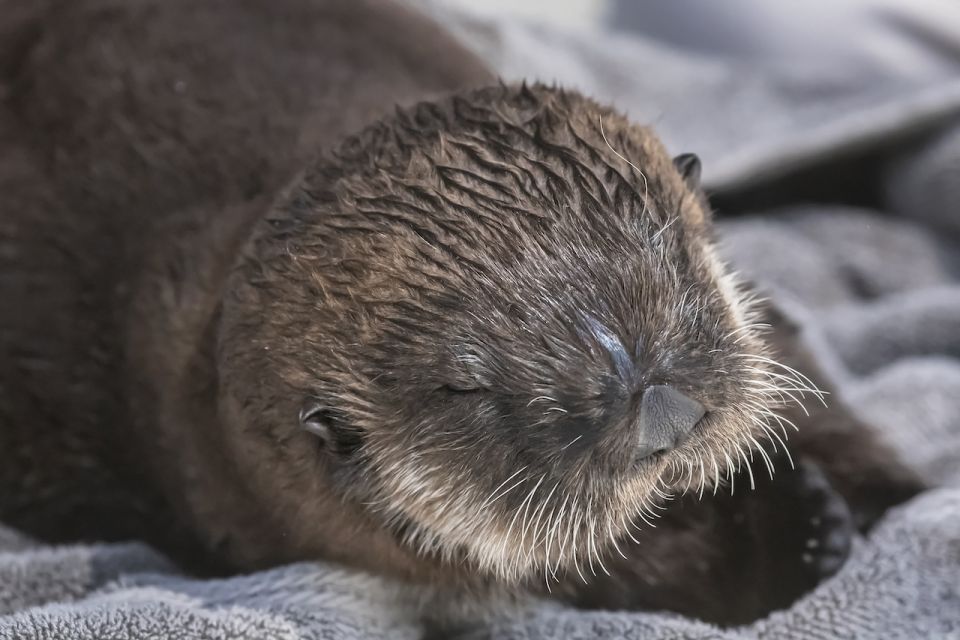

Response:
(219, 84), (813, 583)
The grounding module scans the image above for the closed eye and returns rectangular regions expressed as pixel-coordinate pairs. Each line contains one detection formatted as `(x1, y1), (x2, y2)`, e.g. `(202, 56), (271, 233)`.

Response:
(440, 383), (487, 394)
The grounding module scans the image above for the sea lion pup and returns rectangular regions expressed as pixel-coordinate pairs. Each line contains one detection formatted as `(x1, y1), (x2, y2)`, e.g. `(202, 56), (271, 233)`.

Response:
(0, 0), (922, 628)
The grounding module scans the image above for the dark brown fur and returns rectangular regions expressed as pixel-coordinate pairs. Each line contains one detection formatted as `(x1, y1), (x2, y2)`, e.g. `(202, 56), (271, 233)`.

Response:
(0, 0), (494, 571)
(0, 0), (921, 627)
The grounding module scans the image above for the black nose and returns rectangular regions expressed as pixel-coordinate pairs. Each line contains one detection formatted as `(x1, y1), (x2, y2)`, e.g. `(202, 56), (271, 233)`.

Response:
(636, 385), (705, 459)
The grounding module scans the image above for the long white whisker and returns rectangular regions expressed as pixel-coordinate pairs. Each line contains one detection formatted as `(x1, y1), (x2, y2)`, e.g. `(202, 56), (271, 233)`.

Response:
(478, 466), (528, 512)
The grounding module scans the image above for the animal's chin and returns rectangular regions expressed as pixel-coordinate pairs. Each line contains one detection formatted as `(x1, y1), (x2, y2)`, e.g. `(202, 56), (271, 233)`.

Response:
(374, 444), (695, 582)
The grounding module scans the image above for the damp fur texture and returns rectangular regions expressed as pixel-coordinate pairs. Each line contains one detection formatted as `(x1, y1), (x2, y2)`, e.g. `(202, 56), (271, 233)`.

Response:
(219, 83), (820, 585)
(2, 0), (893, 611)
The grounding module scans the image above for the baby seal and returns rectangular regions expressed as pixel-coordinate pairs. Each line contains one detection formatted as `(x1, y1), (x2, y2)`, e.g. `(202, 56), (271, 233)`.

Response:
(0, 0), (921, 626)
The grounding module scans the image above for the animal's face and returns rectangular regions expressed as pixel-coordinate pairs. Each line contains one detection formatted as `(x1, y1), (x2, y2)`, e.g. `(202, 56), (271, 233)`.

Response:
(222, 84), (811, 583)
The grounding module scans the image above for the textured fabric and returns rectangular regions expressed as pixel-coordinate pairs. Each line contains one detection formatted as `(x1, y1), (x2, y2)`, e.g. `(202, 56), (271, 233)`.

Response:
(3, 2), (960, 639)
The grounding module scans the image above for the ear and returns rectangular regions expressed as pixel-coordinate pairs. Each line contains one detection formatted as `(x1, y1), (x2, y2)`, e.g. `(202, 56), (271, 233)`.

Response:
(299, 400), (364, 456)
(673, 153), (702, 188)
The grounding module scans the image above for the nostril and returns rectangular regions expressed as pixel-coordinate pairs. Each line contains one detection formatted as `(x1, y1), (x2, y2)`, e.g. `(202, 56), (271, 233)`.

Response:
(635, 385), (705, 460)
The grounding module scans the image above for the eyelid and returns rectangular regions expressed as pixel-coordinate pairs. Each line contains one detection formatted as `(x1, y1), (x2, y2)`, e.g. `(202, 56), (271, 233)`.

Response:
(440, 382), (487, 394)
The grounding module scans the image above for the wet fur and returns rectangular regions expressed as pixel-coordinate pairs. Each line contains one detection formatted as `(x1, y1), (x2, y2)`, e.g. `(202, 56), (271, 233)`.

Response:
(0, 0), (922, 627)
(556, 306), (924, 624)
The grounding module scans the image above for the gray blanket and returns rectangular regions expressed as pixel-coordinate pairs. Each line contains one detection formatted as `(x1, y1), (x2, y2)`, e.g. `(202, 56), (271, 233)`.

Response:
(3, 3), (960, 639)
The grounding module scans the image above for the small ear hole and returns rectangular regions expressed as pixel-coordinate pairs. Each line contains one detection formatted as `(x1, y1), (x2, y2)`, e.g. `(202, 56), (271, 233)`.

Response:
(673, 153), (702, 187)
(299, 403), (364, 456)
(302, 414), (332, 441)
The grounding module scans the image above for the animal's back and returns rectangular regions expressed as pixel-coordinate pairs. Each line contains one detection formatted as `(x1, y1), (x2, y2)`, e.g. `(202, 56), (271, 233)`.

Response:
(0, 0), (491, 550)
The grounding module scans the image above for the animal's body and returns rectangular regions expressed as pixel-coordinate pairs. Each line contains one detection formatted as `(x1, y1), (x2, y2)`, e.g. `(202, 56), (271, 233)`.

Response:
(0, 0), (920, 626)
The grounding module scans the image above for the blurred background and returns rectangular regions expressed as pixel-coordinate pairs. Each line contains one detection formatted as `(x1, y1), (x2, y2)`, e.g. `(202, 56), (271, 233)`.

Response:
(435, 0), (960, 69)
(422, 0), (960, 222)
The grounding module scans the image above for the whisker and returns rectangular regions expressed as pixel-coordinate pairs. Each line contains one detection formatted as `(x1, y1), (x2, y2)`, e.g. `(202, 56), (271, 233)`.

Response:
(478, 466), (528, 512)
(598, 115), (653, 224)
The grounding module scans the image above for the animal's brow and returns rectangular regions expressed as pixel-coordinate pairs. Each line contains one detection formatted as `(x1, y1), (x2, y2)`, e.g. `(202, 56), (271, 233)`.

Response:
(581, 313), (633, 383)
